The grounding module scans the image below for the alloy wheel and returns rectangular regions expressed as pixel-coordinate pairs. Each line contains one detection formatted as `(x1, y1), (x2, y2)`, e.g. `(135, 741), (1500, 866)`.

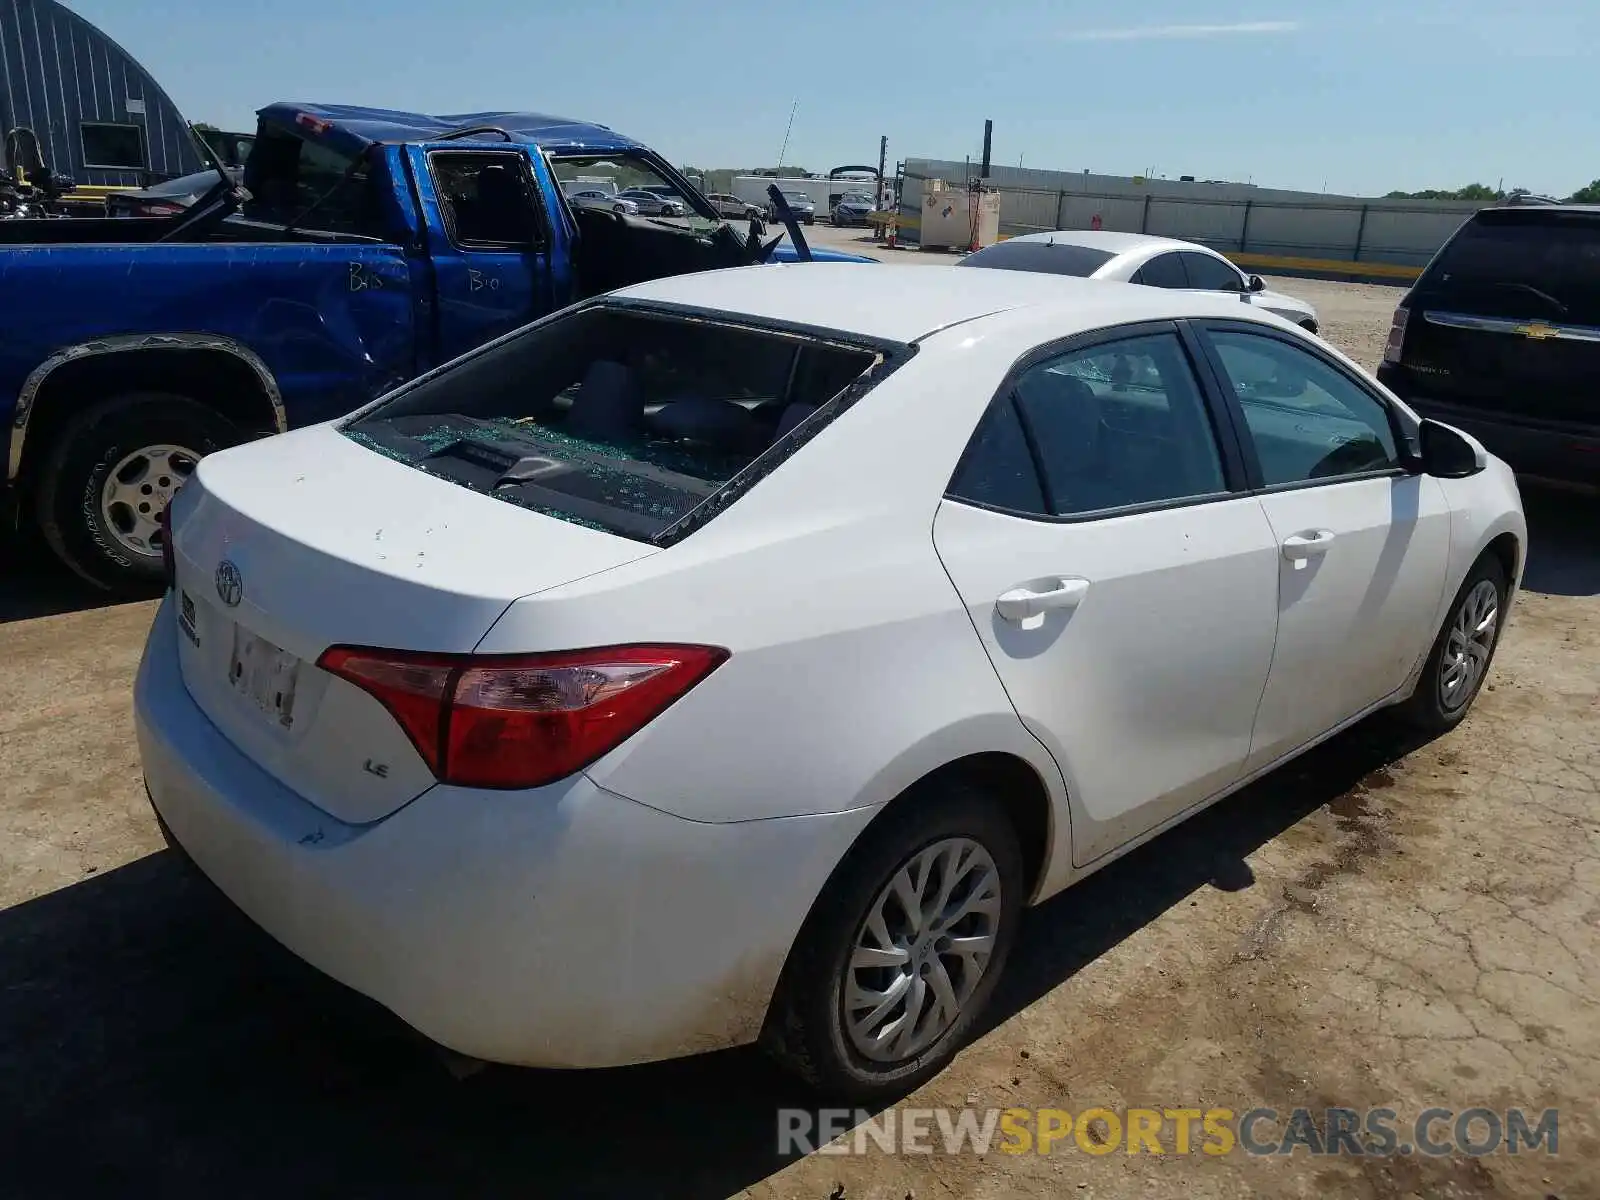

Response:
(1438, 578), (1500, 712)
(843, 837), (1002, 1063)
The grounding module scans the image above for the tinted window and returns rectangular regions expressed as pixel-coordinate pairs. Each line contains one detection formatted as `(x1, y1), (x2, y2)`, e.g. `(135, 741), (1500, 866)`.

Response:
(989, 333), (1227, 516)
(80, 122), (144, 169)
(1180, 252), (1245, 291)
(959, 240), (1116, 278)
(1207, 330), (1399, 485)
(948, 399), (1047, 514)
(344, 308), (879, 543)
(242, 128), (381, 236)
(1420, 214), (1600, 324)
(1133, 253), (1188, 289)
(429, 152), (544, 248)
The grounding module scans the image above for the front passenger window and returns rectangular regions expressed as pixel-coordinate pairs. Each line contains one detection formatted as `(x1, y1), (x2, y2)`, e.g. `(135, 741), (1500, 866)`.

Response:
(1180, 252), (1246, 292)
(1206, 330), (1399, 485)
(1134, 253), (1187, 289)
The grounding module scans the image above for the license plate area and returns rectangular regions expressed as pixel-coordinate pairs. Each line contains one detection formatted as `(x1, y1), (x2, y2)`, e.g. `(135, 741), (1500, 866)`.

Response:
(228, 625), (302, 730)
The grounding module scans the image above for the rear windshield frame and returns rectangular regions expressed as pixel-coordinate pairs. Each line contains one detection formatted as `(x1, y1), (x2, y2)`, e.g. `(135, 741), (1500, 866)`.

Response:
(1414, 208), (1600, 324)
(337, 296), (917, 547)
(957, 239), (1117, 278)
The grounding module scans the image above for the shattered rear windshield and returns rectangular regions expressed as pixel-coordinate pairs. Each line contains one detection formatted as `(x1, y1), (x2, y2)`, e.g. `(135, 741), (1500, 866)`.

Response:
(342, 306), (884, 542)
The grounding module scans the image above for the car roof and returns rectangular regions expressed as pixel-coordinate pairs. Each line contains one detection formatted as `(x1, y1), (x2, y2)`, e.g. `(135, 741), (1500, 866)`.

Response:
(255, 102), (645, 157)
(610, 262), (1285, 344)
(1003, 229), (1214, 255)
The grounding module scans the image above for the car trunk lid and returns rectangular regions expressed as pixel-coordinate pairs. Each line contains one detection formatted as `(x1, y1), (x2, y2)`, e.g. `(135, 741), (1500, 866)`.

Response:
(168, 424), (656, 823)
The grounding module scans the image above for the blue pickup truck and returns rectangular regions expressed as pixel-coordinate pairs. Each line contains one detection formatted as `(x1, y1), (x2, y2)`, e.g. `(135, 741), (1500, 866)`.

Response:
(1, 102), (871, 589)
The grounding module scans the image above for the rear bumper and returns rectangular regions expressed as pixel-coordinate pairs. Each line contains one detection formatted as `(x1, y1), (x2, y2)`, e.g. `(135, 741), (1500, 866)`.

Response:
(135, 596), (875, 1068)
(1377, 380), (1600, 491)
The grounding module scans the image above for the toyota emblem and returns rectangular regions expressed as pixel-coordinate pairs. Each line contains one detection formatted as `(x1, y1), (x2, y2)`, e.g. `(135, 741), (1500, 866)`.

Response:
(215, 560), (244, 608)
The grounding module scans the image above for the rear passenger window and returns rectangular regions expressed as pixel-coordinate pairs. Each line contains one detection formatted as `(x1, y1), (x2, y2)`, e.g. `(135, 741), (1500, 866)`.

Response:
(948, 400), (1047, 514)
(428, 151), (545, 249)
(1206, 330), (1399, 485)
(1133, 253), (1188, 289)
(950, 332), (1228, 517)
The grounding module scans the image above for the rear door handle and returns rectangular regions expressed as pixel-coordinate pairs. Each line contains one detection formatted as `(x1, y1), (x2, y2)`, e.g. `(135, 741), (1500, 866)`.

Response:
(996, 577), (1090, 622)
(1281, 529), (1336, 563)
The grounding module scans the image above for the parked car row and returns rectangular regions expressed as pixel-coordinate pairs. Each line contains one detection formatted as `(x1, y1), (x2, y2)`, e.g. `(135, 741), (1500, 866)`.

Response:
(138, 262), (1524, 1101)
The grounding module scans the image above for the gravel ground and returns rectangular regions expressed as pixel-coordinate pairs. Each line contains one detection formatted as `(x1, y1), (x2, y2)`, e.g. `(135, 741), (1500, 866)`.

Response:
(1, 259), (1595, 1199)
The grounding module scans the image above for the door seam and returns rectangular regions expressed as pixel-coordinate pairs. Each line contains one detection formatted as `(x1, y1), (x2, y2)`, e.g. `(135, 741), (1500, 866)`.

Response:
(928, 498), (1076, 867)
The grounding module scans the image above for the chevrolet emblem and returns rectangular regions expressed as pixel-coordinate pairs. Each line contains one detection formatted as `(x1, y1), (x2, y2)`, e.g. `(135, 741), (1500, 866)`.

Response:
(1517, 322), (1558, 340)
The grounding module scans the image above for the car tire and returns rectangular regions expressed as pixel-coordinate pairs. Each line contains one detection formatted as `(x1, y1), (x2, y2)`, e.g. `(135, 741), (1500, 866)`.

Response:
(35, 392), (244, 592)
(1396, 553), (1509, 735)
(761, 781), (1025, 1102)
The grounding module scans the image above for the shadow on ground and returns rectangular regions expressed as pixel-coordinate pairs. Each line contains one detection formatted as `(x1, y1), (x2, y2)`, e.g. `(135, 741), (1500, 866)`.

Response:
(1518, 485), (1600, 597)
(0, 720), (1423, 1200)
(0, 529), (151, 623)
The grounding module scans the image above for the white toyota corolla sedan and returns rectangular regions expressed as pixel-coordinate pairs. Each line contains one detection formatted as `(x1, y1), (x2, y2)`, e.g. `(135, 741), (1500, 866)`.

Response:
(960, 230), (1322, 332)
(136, 263), (1524, 1100)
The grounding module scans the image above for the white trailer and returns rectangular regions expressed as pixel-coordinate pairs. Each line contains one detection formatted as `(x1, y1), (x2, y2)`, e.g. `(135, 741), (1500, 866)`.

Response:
(731, 175), (878, 214)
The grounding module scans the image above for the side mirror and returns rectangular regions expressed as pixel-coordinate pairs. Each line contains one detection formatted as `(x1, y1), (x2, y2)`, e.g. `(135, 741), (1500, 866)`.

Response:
(1248, 274), (1266, 293)
(1418, 418), (1486, 478)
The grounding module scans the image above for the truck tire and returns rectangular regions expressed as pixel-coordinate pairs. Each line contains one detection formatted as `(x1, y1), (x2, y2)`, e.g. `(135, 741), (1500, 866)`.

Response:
(35, 392), (244, 592)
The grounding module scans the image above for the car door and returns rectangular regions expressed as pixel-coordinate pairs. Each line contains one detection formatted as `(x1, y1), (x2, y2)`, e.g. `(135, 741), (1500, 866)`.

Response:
(1193, 322), (1453, 772)
(933, 324), (1282, 865)
(409, 146), (561, 365)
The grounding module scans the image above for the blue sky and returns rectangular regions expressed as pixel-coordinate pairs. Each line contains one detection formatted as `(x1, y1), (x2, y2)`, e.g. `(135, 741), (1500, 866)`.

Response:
(72, 0), (1599, 196)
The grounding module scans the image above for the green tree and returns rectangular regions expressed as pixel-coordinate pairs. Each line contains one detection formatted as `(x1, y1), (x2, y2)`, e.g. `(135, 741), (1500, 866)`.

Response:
(1569, 179), (1600, 203)
(192, 121), (219, 131)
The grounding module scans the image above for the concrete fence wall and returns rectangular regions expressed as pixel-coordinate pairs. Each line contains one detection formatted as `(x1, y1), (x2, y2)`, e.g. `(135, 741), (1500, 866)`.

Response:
(898, 159), (1485, 282)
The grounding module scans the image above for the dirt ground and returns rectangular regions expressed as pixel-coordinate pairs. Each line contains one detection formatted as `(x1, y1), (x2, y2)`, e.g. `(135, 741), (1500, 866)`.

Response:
(1, 256), (1597, 1199)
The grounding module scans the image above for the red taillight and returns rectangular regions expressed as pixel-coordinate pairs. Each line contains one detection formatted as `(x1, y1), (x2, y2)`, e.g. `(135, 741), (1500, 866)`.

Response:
(142, 203), (184, 217)
(158, 507), (176, 589)
(316, 643), (728, 790)
(1382, 306), (1410, 364)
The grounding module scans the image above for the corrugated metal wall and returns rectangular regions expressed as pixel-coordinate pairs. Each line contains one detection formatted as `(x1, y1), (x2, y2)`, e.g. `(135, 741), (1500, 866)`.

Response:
(900, 158), (1485, 279)
(0, 0), (201, 186)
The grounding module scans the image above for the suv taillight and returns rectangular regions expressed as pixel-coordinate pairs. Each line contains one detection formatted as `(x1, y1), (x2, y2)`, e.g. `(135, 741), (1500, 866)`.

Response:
(1382, 306), (1410, 364)
(158, 507), (176, 589)
(316, 643), (729, 790)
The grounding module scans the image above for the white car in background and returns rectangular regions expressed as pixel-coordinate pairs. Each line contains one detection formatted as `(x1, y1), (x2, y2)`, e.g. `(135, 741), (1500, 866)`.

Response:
(961, 230), (1321, 332)
(137, 264), (1522, 1100)
(565, 188), (639, 216)
(706, 192), (763, 220)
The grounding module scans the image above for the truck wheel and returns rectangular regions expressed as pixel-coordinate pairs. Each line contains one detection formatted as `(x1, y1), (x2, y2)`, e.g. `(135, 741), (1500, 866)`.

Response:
(35, 392), (244, 592)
